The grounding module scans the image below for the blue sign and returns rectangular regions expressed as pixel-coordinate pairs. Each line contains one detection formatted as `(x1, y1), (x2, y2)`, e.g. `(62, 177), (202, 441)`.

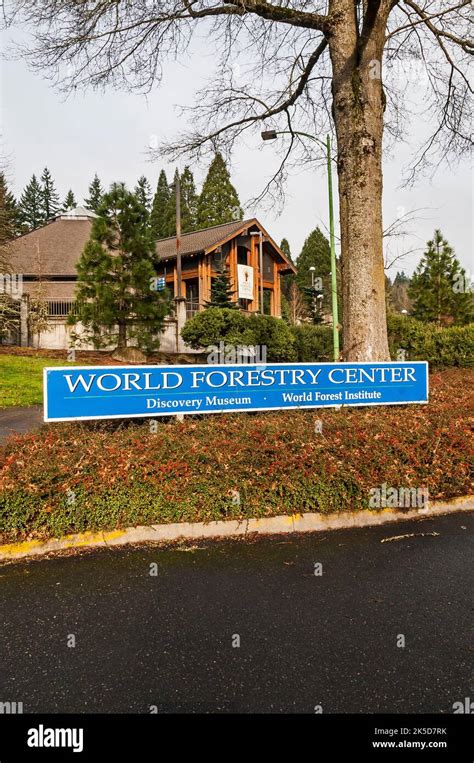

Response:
(44, 362), (429, 422)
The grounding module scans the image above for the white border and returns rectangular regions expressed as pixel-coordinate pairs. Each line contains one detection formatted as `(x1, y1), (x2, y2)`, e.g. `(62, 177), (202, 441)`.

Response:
(43, 361), (429, 423)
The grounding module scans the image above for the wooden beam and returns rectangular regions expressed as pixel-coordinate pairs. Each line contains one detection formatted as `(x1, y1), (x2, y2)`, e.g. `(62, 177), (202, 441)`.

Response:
(229, 240), (238, 304)
(250, 236), (259, 312)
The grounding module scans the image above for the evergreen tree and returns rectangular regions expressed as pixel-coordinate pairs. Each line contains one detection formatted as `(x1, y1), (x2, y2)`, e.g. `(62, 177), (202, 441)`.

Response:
(408, 230), (473, 325)
(279, 237), (297, 303)
(70, 183), (171, 351)
(0, 172), (22, 241)
(0, 173), (22, 339)
(19, 174), (44, 230)
(62, 189), (77, 211)
(394, 270), (410, 284)
(390, 271), (412, 314)
(134, 175), (152, 214)
(295, 228), (332, 322)
(40, 167), (61, 220)
(197, 153), (243, 229)
(150, 170), (170, 239)
(84, 173), (104, 212)
(205, 265), (238, 309)
(280, 237), (293, 263)
(180, 166), (198, 233)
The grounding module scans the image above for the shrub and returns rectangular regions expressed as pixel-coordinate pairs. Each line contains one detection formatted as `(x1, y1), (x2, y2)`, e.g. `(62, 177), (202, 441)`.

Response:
(181, 307), (252, 349)
(246, 313), (297, 361)
(290, 324), (334, 362)
(181, 308), (296, 361)
(387, 316), (474, 367)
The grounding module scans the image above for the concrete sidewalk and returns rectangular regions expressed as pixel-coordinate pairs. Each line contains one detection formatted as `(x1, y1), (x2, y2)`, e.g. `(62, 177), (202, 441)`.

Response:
(0, 405), (44, 443)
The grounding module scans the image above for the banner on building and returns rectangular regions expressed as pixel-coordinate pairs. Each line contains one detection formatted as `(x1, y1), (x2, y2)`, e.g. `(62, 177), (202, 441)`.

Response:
(237, 264), (254, 300)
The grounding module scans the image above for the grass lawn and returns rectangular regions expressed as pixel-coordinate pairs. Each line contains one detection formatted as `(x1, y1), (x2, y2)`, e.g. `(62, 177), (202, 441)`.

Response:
(0, 368), (472, 544)
(0, 355), (74, 408)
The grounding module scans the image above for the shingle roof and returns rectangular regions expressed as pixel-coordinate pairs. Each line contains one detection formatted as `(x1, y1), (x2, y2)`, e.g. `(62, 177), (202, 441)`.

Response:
(6, 216), (296, 281)
(155, 219), (255, 260)
(7, 219), (94, 276)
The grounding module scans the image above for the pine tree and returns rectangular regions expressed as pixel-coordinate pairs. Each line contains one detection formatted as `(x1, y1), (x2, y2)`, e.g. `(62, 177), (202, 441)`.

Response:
(19, 174), (45, 230)
(205, 265), (238, 309)
(0, 172), (22, 242)
(280, 238), (293, 263)
(295, 228), (332, 322)
(62, 189), (77, 212)
(390, 271), (412, 314)
(84, 173), (104, 212)
(40, 167), (61, 220)
(279, 237), (297, 303)
(150, 170), (170, 239)
(134, 175), (152, 214)
(197, 153), (243, 229)
(0, 172), (22, 339)
(70, 183), (171, 351)
(408, 230), (473, 325)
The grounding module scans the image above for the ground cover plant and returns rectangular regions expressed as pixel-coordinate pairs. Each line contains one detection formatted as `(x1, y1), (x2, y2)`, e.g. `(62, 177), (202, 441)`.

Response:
(0, 369), (471, 544)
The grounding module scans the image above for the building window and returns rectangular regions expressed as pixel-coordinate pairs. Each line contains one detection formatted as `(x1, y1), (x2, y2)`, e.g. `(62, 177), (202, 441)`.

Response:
(185, 279), (200, 319)
(237, 246), (249, 266)
(263, 251), (274, 282)
(263, 289), (272, 315)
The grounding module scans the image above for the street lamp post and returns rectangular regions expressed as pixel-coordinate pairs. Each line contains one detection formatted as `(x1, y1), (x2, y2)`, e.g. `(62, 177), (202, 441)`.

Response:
(250, 230), (264, 314)
(262, 129), (340, 361)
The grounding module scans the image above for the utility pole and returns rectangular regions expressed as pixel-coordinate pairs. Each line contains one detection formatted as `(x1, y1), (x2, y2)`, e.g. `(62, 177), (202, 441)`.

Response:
(175, 173), (182, 300)
(250, 230), (264, 313)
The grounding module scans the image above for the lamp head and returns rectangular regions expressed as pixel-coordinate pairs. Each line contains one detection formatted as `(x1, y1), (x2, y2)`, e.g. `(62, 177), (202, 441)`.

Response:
(261, 130), (278, 141)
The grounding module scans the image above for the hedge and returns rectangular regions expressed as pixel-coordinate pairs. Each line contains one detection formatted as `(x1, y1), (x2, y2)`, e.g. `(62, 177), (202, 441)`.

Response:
(292, 318), (474, 366)
(387, 316), (474, 367)
(181, 308), (473, 366)
(181, 308), (297, 361)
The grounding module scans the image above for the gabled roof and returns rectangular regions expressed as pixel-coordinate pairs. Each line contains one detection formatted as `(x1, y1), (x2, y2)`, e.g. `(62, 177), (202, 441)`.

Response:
(155, 219), (250, 260)
(155, 217), (296, 273)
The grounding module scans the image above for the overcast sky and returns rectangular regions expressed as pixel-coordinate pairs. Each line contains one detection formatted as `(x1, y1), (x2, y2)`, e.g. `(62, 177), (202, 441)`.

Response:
(1, 25), (472, 278)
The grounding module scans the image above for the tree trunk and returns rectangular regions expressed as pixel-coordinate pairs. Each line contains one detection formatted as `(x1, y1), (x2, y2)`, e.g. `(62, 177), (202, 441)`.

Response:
(117, 321), (127, 349)
(329, 2), (391, 362)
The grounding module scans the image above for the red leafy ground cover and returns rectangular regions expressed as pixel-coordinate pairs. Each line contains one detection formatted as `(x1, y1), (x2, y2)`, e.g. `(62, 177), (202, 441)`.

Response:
(0, 368), (472, 543)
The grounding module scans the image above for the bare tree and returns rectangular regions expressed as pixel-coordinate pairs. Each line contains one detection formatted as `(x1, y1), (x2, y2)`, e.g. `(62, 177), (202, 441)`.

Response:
(286, 280), (309, 325)
(4, 1), (471, 360)
(28, 242), (51, 348)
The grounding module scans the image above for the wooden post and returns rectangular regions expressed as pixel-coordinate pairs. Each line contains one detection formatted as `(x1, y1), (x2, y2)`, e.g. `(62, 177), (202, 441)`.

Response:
(230, 240), (238, 305)
(250, 237), (258, 312)
(273, 263), (282, 317)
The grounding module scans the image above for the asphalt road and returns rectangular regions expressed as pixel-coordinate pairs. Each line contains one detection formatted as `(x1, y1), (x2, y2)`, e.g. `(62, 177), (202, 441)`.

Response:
(1, 513), (472, 713)
(0, 406), (43, 443)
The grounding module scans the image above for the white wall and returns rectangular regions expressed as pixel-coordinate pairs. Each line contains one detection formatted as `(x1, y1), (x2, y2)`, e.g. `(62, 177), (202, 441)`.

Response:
(30, 317), (200, 354)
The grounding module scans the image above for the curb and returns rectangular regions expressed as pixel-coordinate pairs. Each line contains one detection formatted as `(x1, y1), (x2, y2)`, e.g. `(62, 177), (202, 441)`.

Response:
(1, 496), (472, 562)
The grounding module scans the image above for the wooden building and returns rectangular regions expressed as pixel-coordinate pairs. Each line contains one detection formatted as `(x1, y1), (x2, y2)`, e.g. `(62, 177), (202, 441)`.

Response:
(155, 218), (296, 319)
(2, 210), (295, 350)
